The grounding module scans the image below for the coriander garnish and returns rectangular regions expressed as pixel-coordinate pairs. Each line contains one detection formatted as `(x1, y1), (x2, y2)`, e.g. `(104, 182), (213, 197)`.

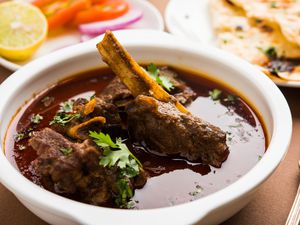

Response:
(224, 94), (238, 102)
(264, 46), (277, 58)
(31, 114), (43, 124)
(257, 46), (277, 59)
(89, 131), (142, 208)
(41, 96), (54, 107)
(90, 94), (96, 100)
(59, 147), (73, 156)
(147, 63), (159, 77)
(146, 63), (174, 92)
(209, 89), (222, 101)
(49, 113), (80, 126)
(59, 100), (74, 113)
(14, 132), (26, 142)
(115, 177), (134, 208)
(18, 145), (26, 151)
(89, 131), (142, 170)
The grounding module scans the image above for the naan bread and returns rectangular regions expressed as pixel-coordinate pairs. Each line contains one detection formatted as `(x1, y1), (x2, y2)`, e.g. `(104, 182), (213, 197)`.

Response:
(211, 0), (300, 59)
(228, 0), (300, 46)
(211, 0), (300, 81)
(275, 14), (300, 47)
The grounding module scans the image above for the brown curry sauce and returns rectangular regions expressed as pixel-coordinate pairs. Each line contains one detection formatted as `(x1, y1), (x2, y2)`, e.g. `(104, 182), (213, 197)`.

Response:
(5, 67), (266, 209)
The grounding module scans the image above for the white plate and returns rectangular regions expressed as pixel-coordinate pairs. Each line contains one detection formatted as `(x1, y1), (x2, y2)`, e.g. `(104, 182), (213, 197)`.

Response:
(165, 0), (300, 87)
(0, 0), (164, 71)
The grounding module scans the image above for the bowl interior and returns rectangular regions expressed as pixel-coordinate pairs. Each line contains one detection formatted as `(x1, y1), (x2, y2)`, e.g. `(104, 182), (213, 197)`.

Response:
(0, 31), (291, 225)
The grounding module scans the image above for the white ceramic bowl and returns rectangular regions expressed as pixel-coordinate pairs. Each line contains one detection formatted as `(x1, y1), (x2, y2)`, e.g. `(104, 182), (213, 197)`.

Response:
(0, 30), (292, 225)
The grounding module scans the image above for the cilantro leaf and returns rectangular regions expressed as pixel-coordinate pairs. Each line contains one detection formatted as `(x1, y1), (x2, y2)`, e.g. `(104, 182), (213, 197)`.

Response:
(115, 177), (133, 208)
(90, 132), (142, 170)
(224, 94), (238, 102)
(157, 76), (174, 92)
(31, 114), (43, 124)
(146, 63), (174, 92)
(59, 100), (74, 113)
(90, 132), (143, 208)
(41, 96), (54, 107)
(59, 147), (73, 156)
(257, 46), (277, 59)
(264, 47), (277, 58)
(14, 132), (26, 142)
(89, 131), (118, 149)
(209, 89), (222, 101)
(18, 145), (26, 151)
(49, 113), (80, 126)
(147, 63), (159, 77)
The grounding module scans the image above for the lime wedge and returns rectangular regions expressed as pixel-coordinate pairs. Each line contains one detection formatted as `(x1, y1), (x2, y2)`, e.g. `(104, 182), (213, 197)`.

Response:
(0, 1), (48, 61)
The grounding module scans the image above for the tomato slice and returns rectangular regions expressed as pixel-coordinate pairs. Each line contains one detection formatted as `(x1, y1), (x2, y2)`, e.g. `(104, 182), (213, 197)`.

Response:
(74, 0), (129, 25)
(35, 0), (91, 29)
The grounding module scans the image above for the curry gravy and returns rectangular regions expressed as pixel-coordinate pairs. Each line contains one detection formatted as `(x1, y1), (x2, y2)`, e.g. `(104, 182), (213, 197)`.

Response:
(6, 67), (266, 209)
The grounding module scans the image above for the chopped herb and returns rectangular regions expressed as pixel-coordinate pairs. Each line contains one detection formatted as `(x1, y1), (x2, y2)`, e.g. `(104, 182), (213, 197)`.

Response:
(265, 47), (277, 58)
(157, 76), (174, 92)
(146, 63), (174, 92)
(90, 94), (96, 100)
(209, 89), (222, 101)
(50, 113), (80, 126)
(59, 147), (73, 156)
(89, 131), (142, 171)
(89, 131), (142, 208)
(270, 66), (280, 75)
(28, 131), (34, 137)
(115, 177), (133, 208)
(258, 46), (277, 59)
(224, 94), (238, 102)
(14, 132), (26, 142)
(31, 114), (43, 124)
(90, 132), (118, 149)
(147, 63), (159, 77)
(59, 100), (74, 113)
(126, 200), (136, 209)
(258, 155), (263, 161)
(41, 96), (54, 107)
(18, 145), (26, 151)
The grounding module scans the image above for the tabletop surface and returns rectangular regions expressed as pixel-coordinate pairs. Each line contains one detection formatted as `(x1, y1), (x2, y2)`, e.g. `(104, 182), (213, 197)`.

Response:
(0, 0), (299, 224)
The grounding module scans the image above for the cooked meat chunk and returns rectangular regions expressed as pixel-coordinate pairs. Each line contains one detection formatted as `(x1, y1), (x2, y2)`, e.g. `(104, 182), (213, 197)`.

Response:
(159, 67), (197, 105)
(98, 67), (197, 108)
(73, 97), (121, 124)
(30, 128), (147, 206)
(100, 77), (133, 107)
(92, 97), (121, 124)
(127, 95), (229, 168)
(52, 97), (122, 140)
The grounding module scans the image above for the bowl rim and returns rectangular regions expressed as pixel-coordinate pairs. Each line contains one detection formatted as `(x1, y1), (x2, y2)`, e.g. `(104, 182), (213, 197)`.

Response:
(0, 30), (292, 224)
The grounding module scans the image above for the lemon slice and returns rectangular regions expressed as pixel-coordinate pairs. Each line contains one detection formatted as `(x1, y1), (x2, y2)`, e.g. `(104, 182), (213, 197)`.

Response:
(0, 1), (48, 61)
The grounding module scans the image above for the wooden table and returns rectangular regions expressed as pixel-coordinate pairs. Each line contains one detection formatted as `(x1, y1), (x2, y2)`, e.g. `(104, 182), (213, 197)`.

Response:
(0, 0), (299, 224)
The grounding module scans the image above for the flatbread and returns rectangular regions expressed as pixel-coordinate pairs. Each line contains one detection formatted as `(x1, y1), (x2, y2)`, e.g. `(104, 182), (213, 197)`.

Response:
(210, 0), (300, 81)
(228, 0), (300, 47)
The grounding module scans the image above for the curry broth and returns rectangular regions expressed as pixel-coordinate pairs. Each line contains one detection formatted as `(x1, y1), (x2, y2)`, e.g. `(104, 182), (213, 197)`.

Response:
(5, 67), (266, 209)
